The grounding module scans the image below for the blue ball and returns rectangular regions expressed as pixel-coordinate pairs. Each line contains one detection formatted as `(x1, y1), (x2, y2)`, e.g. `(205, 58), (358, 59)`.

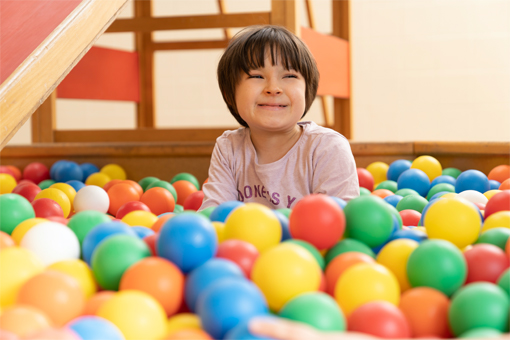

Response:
(54, 161), (83, 182)
(80, 163), (100, 181)
(387, 159), (412, 182)
(82, 221), (136, 265)
(455, 170), (490, 193)
(66, 180), (86, 192)
(185, 258), (245, 311)
(430, 175), (456, 187)
(197, 278), (268, 339)
(157, 212), (217, 274)
(384, 194), (403, 208)
(397, 169), (431, 197)
(50, 160), (70, 180)
(489, 180), (501, 190)
(68, 316), (124, 340)
(132, 226), (155, 239)
(272, 210), (290, 241)
(390, 228), (428, 243)
(210, 201), (245, 223)
(225, 319), (274, 340)
(329, 196), (347, 209)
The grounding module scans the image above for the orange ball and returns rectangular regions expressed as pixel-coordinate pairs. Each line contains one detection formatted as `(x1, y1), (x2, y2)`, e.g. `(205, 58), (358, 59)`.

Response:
(166, 329), (212, 340)
(0, 231), (15, 249)
(82, 290), (116, 315)
(152, 214), (174, 233)
(371, 189), (394, 199)
(102, 179), (123, 193)
(141, 187), (176, 216)
(24, 327), (80, 340)
(488, 165), (510, 184)
(124, 180), (144, 197)
(6, 165), (22, 182)
(119, 257), (184, 317)
(107, 182), (141, 216)
(500, 178), (510, 190)
(399, 287), (451, 338)
(325, 252), (375, 296)
(0, 305), (53, 337)
(172, 180), (198, 206)
(16, 271), (85, 326)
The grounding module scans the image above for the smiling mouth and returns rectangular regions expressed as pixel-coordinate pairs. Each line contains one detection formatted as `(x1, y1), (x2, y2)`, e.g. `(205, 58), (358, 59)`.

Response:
(258, 104), (287, 107)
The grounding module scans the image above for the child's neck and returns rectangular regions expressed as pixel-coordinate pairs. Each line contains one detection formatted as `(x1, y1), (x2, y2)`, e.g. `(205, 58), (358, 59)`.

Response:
(249, 124), (303, 165)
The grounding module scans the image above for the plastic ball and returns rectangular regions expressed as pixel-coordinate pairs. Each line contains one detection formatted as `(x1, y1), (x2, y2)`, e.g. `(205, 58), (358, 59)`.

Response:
(279, 292), (345, 331)
(157, 212), (217, 273)
(172, 180), (198, 206)
(196, 278), (268, 339)
(97, 290), (167, 340)
(115, 201), (150, 220)
(376, 239), (419, 291)
(394, 188), (420, 197)
(459, 328), (503, 338)
(383, 194), (403, 208)
(442, 167), (462, 178)
(347, 301), (410, 338)
(20, 222), (80, 266)
(211, 221), (225, 242)
(198, 206), (215, 219)
(371, 189), (394, 199)
(488, 164), (510, 183)
(325, 252), (375, 296)
(463, 244), (509, 284)
(0, 231), (15, 249)
(359, 187), (371, 195)
(407, 239), (466, 296)
(48, 259), (97, 299)
(34, 188), (71, 218)
(0, 194), (36, 235)
(455, 169), (490, 194)
(10, 218), (46, 245)
(399, 287), (451, 338)
(185, 258), (245, 312)
(50, 183), (76, 210)
(209, 201), (244, 222)
(482, 211), (510, 232)
(31, 197), (64, 218)
(366, 161), (389, 185)
(375, 180), (398, 193)
(216, 240), (259, 278)
(387, 159), (412, 182)
(73, 185), (109, 213)
(411, 155), (442, 181)
(0, 305), (52, 337)
(167, 329), (212, 339)
(54, 161), (83, 182)
(427, 183), (455, 199)
(334, 263), (400, 315)
(357, 168), (374, 191)
(475, 227), (510, 250)
(82, 220), (136, 264)
(397, 169), (430, 197)
(251, 243), (321, 311)
(140, 187), (175, 216)
(121, 210), (158, 228)
(489, 180), (501, 190)
(166, 313), (202, 335)
(146, 180), (177, 202)
(398, 209), (421, 227)
(497, 268), (509, 295)
(67, 316), (124, 340)
(99, 164), (126, 181)
(171, 173), (200, 190)
(23, 327), (80, 340)
(78, 162), (98, 180)
(151, 213), (174, 233)
(449, 282), (509, 336)
(431, 174), (456, 187)
(11, 182), (41, 202)
(38, 179), (56, 190)
(458, 189), (489, 205)
(85, 172), (111, 187)
(106, 183), (140, 216)
(138, 176), (160, 192)
(285, 239), (325, 270)
(131, 226), (154, 238)
(67, 211), (111, 248)
(82, 291), (115, 316)
(224, 320), (271, 340)
(224, 203), (281, 252)
(325, 238), (376, 264)
(183, 190), (205, 211)
(273, 210), (291, 241)
(389, 228), (427, 243)
(485, 190), (510, 219)
(395, 195), (428, 213)
(0, 165), (20, 180)
(120, 256), (184, 316)
(0, 173), (17, 194)
(499, 178), (510, 190)
(23, 162), (50, 184)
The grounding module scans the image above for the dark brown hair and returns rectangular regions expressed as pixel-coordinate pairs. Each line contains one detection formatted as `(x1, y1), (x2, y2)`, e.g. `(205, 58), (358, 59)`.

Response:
(217, 25), (319, 127)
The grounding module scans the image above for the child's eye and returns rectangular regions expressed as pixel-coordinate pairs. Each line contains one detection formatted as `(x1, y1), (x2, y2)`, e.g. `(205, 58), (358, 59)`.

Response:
(285, 74), (298, 78)
(248, 75), (263, 79)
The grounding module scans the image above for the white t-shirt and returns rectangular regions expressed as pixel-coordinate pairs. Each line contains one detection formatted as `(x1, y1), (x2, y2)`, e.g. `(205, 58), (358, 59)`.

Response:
(200, 121), (359, 210)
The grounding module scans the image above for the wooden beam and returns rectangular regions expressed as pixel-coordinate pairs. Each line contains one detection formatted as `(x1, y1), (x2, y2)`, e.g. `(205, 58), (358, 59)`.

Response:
(0, 0), (128, 150)
(270, 0), (300, 37)
(217, 0), (233, 40)
(31, 91), (56, 143)
(152, 40), (229, 51)
(304, 0), (316, 29)
(106, 13), (271, 33)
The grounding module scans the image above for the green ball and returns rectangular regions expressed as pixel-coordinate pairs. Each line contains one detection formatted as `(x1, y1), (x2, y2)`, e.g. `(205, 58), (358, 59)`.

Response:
(497, 269), (509, 296)
(385, 203), (403, 229)
(138, 176), (159, 192)
(279, 292), (345, 331)
(38, 179), (56, 190)
(475, 228), (510, 251)
(443, 167), (462, 179)
(198, 206), (215, 219)
(375, 180), (398, 193)
(394, 188), (420, 197)
(344, 195), (394, 248)
(285, 239), (325, 270)
(396, 195), (429, 213)
(359, 187), (371, 196)
(0, 194), (35, 235)
(171, 173), (200, 190)
(427, 183), (455, 199)
(407, 239), (466, 296)
(275, 208), (291, 219)
(146, 180), (177, 202)
(173, 204), (184, 214)
(449, 282), (509, 336)
(68, 211), (111, 247)
(91, 234), (151, 290)
(459, 328), (503, 338)
(325, 238), (376, 265)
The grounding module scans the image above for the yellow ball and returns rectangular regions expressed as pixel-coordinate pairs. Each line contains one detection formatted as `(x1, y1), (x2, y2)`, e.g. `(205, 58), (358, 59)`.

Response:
(413, 226), (427, 234)
(224, 203), (281, 252)
(121, 211), (158, 228)
(101, 164), (127, 181)
(97, 290), (167, 340)
(0, 247), (44, 307)
(212, 222), (226, 243)
(366, 162), (389, 185)
(251, 243), (321, 311)
(48, 259), (97, 299)
(484, 190), (502, 200)
(376, 239), (419, 292)
(85, 172), (111, 188)
(34, 188), (71, 218)
(441, 192), (457, 199)
(0, 173), (17, 194)
(167, 313), (202, 335)
(11, 218), (48, 244)
(50, 183), (77, 212)
(334, 262), (400, 315)
(482, 211), (510, 232)
(411, 155), (442, 181)
(424, 198), (481, 249)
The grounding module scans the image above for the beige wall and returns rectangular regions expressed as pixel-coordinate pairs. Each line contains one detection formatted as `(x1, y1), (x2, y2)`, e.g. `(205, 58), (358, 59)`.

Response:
(7, 0), (510, 145)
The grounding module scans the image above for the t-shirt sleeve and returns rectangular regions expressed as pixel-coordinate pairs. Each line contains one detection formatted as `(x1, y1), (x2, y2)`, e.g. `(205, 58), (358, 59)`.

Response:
(199, 138), (239, 210)
(311, 133), (360, 201)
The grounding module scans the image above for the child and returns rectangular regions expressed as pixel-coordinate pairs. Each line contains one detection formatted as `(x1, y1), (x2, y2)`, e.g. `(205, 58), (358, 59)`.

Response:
(200, 25), (359, 211)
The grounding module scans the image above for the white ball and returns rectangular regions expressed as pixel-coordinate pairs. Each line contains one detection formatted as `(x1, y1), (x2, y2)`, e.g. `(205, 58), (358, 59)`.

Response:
(457, 190), (489, 205)
(74, 185), (110, 213)
(20, 222), (80, 266)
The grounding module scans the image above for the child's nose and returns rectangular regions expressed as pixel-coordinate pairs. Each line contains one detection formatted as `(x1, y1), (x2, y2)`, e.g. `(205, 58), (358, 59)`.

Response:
(265, 80), (282, 95)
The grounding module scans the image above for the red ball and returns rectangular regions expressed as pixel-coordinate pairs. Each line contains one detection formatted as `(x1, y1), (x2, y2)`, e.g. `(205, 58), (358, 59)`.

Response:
(348, 301), (411, 339)
(484, 190), (510, 219)
(289, 194), (345, 250)
(32, 198), (64, 218)
(216, 239), (259, 278)
(357, 168), (374, 191)
(0, 166), (16, 178)
(22, 162), (50, 185)
(399, 209), (422, 227)
(143, 233), (158, 256)
(6, 165), (22, 182)
(12, 182), (41, 202)
(182, 190), (205, 211)
(46, 216), (69, 225)
(116, 201), (151, 220)
(463, 243), (509, 284)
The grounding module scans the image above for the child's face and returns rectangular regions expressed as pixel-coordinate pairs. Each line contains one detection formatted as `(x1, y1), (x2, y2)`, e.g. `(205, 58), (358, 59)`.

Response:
(235, 53), (306, 133)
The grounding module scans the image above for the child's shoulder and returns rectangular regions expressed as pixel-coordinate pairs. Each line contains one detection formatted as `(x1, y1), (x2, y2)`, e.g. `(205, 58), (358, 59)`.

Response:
(215, 126), (249, 148)
(299, 121), (349, 143)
